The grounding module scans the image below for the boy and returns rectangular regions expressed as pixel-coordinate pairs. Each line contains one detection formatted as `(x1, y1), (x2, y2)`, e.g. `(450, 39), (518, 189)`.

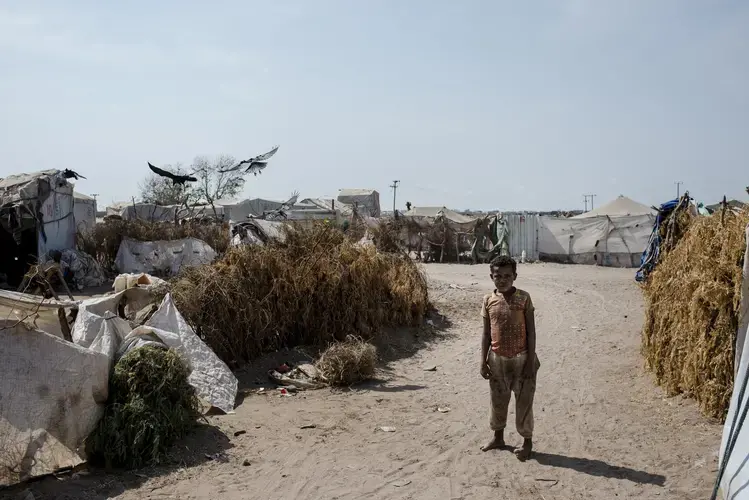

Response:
(480, 255), (540, 461)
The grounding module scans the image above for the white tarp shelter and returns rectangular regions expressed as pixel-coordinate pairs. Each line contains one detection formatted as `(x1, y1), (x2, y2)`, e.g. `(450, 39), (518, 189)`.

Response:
(0, 289), (237, 485)
(539, 195), (655, 268)
(73, 191), (97, 233)
(115, 237), (217, 275)
(337, 189), (381, 217)
(572, 195), (655, 219)
(715, 224), (749, 499)
(403, 206), (478, 232)
(0, 170), (76, 259)
(106, 202), (177, 222)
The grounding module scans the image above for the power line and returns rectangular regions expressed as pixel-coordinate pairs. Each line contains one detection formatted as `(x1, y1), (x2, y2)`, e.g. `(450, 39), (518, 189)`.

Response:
(390, 180), (400, 216)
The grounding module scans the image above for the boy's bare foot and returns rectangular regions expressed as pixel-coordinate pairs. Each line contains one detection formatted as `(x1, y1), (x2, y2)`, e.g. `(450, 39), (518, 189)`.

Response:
(481, 431), (505, 452)
(514, 438), (532, 461)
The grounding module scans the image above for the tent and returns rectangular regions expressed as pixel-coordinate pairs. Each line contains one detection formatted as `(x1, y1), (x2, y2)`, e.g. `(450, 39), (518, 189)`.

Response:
(73, 192), (97, 233)
(714, 224), (749, 499)
(573, 195), (655, 218)
(0, 170), (76, 286)
(402, 206), (477, 231)
(539, 195), (655, 267)
(337, 189), (381, 217)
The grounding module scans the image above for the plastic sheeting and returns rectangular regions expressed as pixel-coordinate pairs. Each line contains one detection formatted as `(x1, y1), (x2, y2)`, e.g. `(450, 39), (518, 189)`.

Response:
(716, 318), (749, 498)
(0, 321), (110, 486)
(59, 249), (107, 289)
(115, 237), (217, 275)
(337, 189), (381, 217)
(0, 287), (238, 485)
(539, 214), (654, 268)
(73, 192), (96, 233)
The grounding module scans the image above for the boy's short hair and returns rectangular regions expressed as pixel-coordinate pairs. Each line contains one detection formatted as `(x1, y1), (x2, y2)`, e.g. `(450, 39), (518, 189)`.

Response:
(489, 255), (517, 274)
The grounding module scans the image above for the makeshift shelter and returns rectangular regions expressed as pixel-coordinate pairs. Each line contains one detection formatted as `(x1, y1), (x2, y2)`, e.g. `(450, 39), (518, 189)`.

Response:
(73, 191), (97, 233)
(106, 202), (177, 222)
(401, 206), (479, 262)
(539, 195), (655, 267)
(337, 189), (381, 217)
(0, 170), (76, 287)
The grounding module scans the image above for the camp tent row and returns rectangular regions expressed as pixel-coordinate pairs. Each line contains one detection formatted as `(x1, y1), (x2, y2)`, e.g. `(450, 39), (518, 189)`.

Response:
(104, 189), (381, 224)
(400, 196), (655, 268)
(538, 195), (656, 267)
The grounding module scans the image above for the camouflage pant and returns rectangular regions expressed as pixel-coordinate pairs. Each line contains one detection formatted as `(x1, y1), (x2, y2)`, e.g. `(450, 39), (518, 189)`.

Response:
(487, 351), (540, 439)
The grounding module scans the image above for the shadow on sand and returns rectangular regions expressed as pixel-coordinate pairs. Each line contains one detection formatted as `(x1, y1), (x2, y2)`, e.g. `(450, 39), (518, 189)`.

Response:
(531, 451), (666, 486)
(3, 424), (233, 500)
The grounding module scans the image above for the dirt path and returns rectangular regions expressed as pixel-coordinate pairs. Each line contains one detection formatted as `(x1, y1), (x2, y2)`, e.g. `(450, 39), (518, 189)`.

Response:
(19, 263), (721, 499)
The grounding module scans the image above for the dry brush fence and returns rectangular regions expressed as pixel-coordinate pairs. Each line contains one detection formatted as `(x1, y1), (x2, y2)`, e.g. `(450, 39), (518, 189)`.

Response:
(642, 208), (749, 420)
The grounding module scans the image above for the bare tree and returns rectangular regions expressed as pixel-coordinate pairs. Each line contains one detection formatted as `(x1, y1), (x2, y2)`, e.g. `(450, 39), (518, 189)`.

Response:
(191, 155), (245, 217)
(138, 162), (196, 206)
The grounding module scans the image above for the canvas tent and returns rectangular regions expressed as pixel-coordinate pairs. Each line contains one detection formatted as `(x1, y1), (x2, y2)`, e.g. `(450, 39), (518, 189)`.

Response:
(539, 195), (655, 267)
(573, 195), (655, 219)
(337, 189), (381, 217)
(0, 170), (76, 286)
(714, 224), (749, 499)
(73, 192), (97, 233)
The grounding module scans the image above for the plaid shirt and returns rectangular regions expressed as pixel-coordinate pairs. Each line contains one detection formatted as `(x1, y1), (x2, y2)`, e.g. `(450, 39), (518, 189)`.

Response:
(481, 288), (534, 357)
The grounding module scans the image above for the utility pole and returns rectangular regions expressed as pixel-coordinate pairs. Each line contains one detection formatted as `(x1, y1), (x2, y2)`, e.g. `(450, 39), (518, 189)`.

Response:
(675, 181), (683, 198)
(583, 194), (597, 212)
(390, 180), (400, 216)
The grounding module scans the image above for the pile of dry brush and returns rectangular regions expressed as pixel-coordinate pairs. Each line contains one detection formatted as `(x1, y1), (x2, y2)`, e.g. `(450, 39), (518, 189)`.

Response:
(78, 219), (230, 271)
(171, 223), (429, 366)
(642, 207), (749, 420)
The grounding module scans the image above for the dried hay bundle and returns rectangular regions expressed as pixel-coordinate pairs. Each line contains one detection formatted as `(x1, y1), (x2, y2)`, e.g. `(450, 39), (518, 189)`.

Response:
(370, 219), (406, 254)
(78, 219), (229, 271)
(642, 209), (749, 420)
(316, 337), (377, 386)
(171, 223), (428, 365)
(86, 346), (201, 468)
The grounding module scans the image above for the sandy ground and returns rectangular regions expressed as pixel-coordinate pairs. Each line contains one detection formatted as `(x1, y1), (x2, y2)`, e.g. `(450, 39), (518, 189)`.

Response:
(7, 263), (722, 500)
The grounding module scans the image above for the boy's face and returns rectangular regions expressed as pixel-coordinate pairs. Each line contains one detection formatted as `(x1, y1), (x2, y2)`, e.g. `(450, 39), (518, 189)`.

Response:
(491, 265), (516, 292)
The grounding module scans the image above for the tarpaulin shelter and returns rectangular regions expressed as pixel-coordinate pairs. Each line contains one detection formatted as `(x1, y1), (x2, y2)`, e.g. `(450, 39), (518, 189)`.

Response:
(106, 202), (178, 222)
(402, 206), (477, 231)
(337, 189), (381, 217)
(539, 196), (655, 268)
(401, 206), (479, 262)
(713, 223), (749, 499)
(0, 289), (237, 486)
(0, 170), (76, 286)
(73, 191), (97, 233)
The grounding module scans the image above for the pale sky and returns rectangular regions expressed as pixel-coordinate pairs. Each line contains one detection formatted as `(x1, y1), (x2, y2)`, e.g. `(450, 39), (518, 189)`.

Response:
(1, 0), (747, 212)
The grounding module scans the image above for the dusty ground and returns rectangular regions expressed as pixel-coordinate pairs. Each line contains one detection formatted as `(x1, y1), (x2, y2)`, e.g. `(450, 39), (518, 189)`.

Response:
(8, 263), (722, 500)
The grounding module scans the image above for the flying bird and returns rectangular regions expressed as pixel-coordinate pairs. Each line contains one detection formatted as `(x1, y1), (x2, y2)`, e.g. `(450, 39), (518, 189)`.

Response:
(264, 191), (299, 220)
(148, 162), (198, 185)
(220, 145), (279, 175)
(62, 169), (86, 180)
(280, 190), (300, 211)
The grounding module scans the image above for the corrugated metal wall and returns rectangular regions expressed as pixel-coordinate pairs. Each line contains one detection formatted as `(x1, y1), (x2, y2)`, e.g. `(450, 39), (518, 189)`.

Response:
(504, 214), (540, 261)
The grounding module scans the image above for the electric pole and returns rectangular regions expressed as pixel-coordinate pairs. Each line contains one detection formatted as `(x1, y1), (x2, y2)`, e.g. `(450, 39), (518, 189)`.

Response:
(390, 180), (400, 216)
(583, 194), (597, 212)
(675, 181), (683, 198)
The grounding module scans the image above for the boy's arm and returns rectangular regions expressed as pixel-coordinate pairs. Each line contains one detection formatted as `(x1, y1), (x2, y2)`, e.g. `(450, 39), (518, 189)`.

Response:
(480, 297), (491, 377)
(481, 315), (491, 365)
(523, 295), (536, 377)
